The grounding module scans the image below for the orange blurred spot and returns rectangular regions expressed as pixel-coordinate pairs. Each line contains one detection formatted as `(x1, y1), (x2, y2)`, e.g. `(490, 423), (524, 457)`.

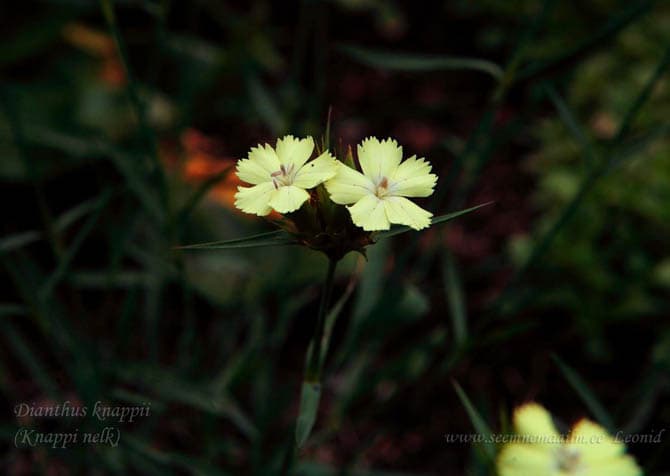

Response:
(63, 23), (115, 56)
(62, 23), (126, 88)
(161, 128), (281, 220)
(184, 153), (234, 181)
(590, 111), (617, 139)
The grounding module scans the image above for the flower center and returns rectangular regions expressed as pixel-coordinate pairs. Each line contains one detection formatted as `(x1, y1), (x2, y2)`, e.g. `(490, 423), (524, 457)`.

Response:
(374, 176), (390, 198)
(271, 163), (296, 189)
(555, 447), (584, 474)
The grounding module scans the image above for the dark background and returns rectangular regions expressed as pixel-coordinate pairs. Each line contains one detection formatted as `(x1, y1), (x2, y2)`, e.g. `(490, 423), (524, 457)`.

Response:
(1, 0), (669, 474)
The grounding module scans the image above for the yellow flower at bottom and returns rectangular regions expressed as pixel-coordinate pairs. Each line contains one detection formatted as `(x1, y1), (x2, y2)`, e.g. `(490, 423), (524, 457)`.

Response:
(324, 137), (437, 231)
(498, 403), (641, 476)
(234, 135), (338, 215)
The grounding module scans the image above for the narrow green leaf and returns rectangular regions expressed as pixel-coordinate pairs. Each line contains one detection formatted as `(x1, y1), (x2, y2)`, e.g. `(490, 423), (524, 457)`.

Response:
(613, 43), (670, 143)
(295, 381), (322, 448)
(0, 231), (41, 254)
(339, 45), (503, 80)
(19, 124), (164, 223)
(518, 1), (654, 81)
(544, 84), (596, 165)
(55, 195), (106, 231)
(442, 251), (467, 347)
(491, 0), (558, 102)
(452, 380), (496, 461)
(375, 202), (492, 240)
(40, 188), (113, 300)
(177, 230), (297, 250)
(320, 276), (357, 367)
(0, 194), (106, 255)
(335, 243), (389, 369)
(2, 322), (59, 398)
(100, 143), (166, 223)
(496, 119), (669, 314)
(609, 122), (670, 171)
(115, 364), (258, 440)
(25, 125), (101, 158)
(551, 354), (615, 432)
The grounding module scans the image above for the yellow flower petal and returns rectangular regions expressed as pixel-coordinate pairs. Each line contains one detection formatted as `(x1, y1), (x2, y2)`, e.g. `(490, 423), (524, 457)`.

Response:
(348, 194), (390, 231)
(383, 196), (432, 230)
(567, 421), (641, 476)
(275, 135), (314, 169)
(357, 137), (403, 180)
(234, 182), (277, 216)
(247, 144), (280, 176)
(389, 155), (437, 197)
(513, 403), (561, 444)
(584, 455), (642, 476)
(293, 150), (339, 189)
(236, 157), (270, 185)
(324, 163), (375, 205)
(497, 443), (554, 476)
(499, 405), (642, 476)
(567, 419), (625, 461)
(268, 185), (310, 214)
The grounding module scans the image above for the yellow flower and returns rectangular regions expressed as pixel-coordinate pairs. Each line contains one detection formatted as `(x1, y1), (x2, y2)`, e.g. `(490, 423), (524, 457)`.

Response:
(324, 137), (437, 231)
(235, 135), (338, 216)
(498, 403), (642, 476)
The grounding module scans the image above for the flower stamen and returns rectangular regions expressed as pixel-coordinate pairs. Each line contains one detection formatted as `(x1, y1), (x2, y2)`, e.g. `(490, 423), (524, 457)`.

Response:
(270, 163), (297, 189)
(556, 447), (583, 473)
(375, 176), (389, 198)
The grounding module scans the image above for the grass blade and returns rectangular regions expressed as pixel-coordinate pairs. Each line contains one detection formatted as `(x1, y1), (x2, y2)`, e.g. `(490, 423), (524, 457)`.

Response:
(0, 194), (108, 255)
(551, 354), (615, 432)
(544, 83), (596, 165)
(99, 142), (166, 224)
(613, 43), (670, 143)
(177, 230), (297, 250)
(375, 202), (492, 240)
(518, 0), (655, 81)
(295, 381), (322, 448)
(452, 380), (496, 461)
(320, 274), (357, 367)
(2, 322), (59, 398)
(0, 231), (41, 254)
(442, 251), (467, 348)
(339, 44), (503, 80)
(497, 45), (670, 312)
(115, 363), (258, 440)
(40, 189), (113, 300)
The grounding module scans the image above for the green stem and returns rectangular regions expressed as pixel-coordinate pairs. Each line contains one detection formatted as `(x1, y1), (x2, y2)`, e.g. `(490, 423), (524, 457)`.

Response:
(306, 257), (337, 381)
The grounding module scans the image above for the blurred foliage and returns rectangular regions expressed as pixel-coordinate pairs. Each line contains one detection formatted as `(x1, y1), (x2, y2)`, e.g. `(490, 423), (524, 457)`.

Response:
(508, 2), (670, 358)
(1, 0), (669, 475)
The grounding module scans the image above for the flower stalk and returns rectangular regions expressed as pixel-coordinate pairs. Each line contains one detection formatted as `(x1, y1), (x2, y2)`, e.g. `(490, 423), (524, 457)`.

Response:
(179, 132), (489, 448)
(306, 257), (338, 381)
(294, 257), (338, 448)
